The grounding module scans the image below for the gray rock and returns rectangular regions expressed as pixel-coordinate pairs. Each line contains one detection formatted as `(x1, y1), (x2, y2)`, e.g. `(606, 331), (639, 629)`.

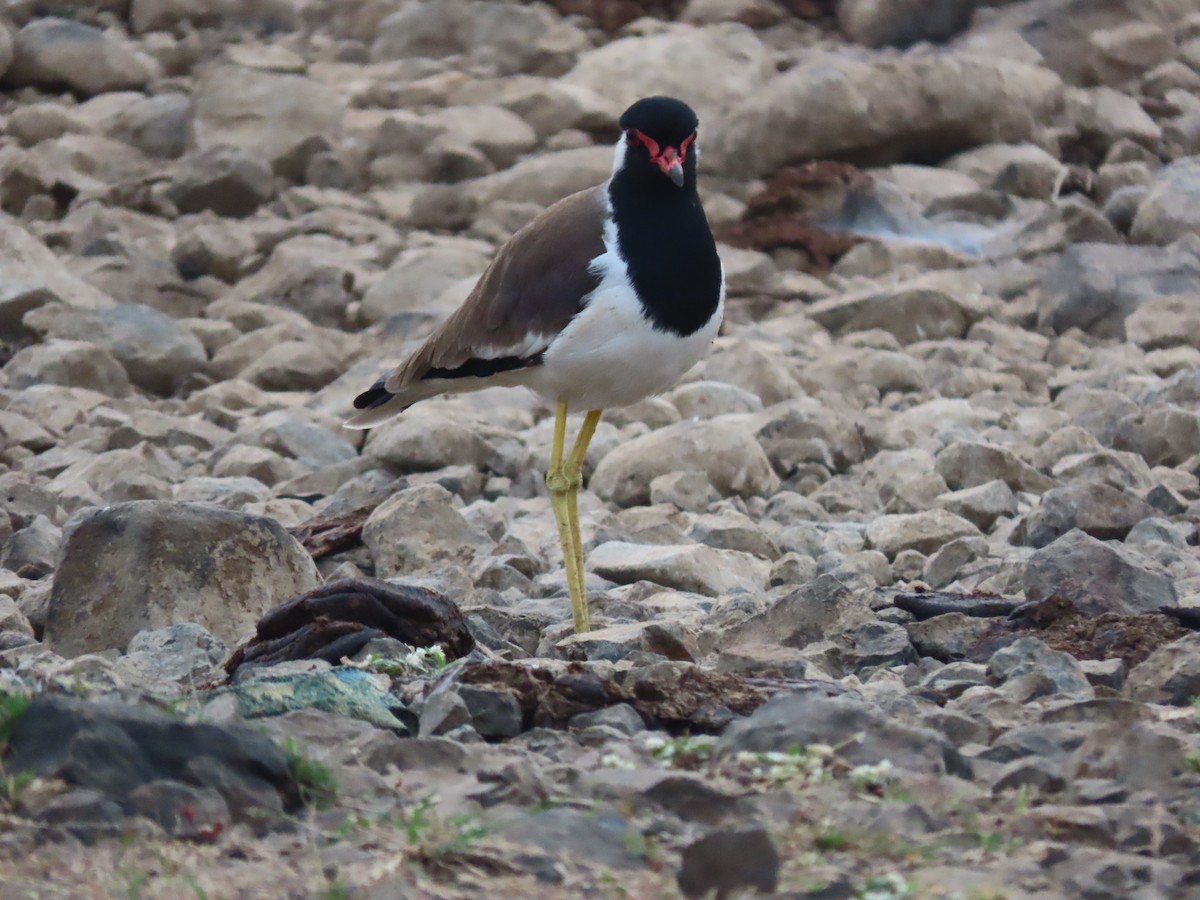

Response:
(866, 510), (981, 559)
(946, 141), (1067, 200)
(211, 445), (297, 486)
(5, 694), (298, 822)
(987, 637), (1094, 702)
(1014, 483), (1157, 548)
(649, 471), (719, 513)
(238, 410), (359, 471)
(707, 51), (1061, 177)
(1050, 450), (1152, 493)
(0, 595), (33, 638)
(495, 806), (642, 871)
(688, 512), (780, 560)
(192, 64), (345, 171)
(591, 419), (778, 508)
(677, 827), (780, 899)
(45, 500), (319, 656)
(1023, 529), (1177, 616)
(456, 685), (523, 739)
(570, 703), (644, 736)
(27, 303), (206, 397)
(992, 757), (1066, 795)
(29, 788), (124, 829)
(117, 623), (227, 686)
(1125, 634), (1200, 705)
(0, 408), (54, 453)
(716, 690), (963, 775)
(837, 0), (986, 47)
(718, 573), (874, 651)
(555, 621), (695, 663)
(4, 339), (130, 398)
(1114, 405), (1200, 468)
(1131, 156), (1200, 246)
(588, 542), (768, 597)
(374, 0), (587, 76)
(715, 642), (816, 679)
(167, 145), (276, 218)
(907, 613), (993, 662)
(4, 18), (157, 96)
(79, 91), (191, 159)
(770, 552), (819, 588)
(1037, 241), (1200, 338)
(1125, 293), (1200, 350)
(667, 381), (763, 420)
(365, 406), (504, 474)
(934, 480), (1017, 532)
(565, 23), (769, 117)
(1065, 720), (1186, 790)
(173, 215), (254, 284)
(131, 0), (299, 32)
(1078, 658), (1126, 691)
(0, 21), (12, 82)
(173, 476), (270, 509)
(923, 536), (987, 589)
(418, 689), (471, 738)
(835, 621), (916, 672)
(227, 236), (359, 329)
(805, 272), (997, 346)
(359, 240), (490, 326)
(0, 514), (60, 576)
(0, 211), (117, 332)
(362, 484), (493, 578)
(935, 441), (1053, 494)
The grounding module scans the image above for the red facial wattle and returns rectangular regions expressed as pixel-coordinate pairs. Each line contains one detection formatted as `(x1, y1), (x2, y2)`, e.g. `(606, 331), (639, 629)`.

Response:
(630, 129), (694, 187)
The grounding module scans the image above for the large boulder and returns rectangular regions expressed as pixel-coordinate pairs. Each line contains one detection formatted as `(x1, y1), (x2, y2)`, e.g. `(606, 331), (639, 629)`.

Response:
(707, 50), (1062, 177)
(45, 501), (320, 656)
(4, 18), (158, 96)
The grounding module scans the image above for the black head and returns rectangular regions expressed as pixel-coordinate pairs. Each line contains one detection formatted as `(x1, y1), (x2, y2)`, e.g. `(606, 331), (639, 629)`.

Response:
(617, 96), (700, 189)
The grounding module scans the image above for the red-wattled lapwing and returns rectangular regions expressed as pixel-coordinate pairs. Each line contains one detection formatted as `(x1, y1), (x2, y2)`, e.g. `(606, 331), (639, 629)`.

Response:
(345, 96), (725, 634)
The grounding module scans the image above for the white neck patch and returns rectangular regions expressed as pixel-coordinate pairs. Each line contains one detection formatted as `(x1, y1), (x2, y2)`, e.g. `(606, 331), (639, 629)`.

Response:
(610, 132), (628, 178)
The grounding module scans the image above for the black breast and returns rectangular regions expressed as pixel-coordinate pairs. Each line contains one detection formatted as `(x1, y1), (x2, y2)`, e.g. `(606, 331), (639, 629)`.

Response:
(608, 177), (723, 337)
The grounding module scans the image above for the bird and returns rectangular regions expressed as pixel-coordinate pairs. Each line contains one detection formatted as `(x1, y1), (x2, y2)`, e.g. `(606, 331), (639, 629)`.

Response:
(345, 96), (725, 634)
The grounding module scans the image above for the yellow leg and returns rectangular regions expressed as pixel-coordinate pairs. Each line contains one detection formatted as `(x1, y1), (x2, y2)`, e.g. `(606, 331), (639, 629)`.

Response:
(564, 410), (603, 624)
(546, 401), (588, 633)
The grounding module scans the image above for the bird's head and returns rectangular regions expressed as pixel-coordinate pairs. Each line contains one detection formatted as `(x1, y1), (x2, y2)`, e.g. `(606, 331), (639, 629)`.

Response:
(616, 96), (699, 189)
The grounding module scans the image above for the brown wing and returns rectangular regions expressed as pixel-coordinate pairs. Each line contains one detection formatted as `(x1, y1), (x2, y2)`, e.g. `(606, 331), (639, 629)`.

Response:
(384, 186), (608, 393)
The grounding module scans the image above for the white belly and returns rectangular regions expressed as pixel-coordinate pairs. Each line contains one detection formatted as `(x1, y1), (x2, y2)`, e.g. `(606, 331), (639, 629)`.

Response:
(531, 280), (724, 411)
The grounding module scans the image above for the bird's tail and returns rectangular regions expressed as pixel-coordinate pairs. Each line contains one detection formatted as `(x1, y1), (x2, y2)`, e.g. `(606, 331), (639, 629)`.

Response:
(343, 380), (410, 429)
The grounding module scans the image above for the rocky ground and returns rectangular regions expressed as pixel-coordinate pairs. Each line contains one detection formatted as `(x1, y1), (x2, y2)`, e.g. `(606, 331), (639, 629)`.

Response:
(1, 0), (1200, 897)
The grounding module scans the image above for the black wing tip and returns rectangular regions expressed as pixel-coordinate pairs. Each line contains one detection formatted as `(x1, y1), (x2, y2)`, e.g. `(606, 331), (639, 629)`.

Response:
(353, 384), (394, 410)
